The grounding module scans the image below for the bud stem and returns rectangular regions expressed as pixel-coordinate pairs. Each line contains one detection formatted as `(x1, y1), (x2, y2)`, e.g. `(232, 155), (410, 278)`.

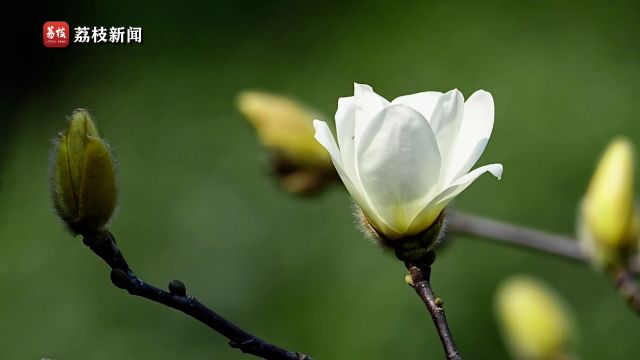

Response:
(610, 267), (640, 315)
(405, 254), (462, 360)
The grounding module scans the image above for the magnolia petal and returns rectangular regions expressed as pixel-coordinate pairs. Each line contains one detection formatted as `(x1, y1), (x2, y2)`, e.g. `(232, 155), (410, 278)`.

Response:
(356, 104), (441, 235)
(313, 119), (401, 238)
(354, 83), (389, 144)
(406, 204), (445, 236)
(432, 163), (503, 208)
(313, 119), (362, 202)
(391, 91), (443, 123)
(313, 120), (342, 163)
(428, 89), (465, 183)
(335, 95), (391, 232)
(446, 90), (495, 183)
(54, 135), (78, 219)
(335, 96), (357, 179)
(408, 163), (503, 234)
(78, 137), (117, 230)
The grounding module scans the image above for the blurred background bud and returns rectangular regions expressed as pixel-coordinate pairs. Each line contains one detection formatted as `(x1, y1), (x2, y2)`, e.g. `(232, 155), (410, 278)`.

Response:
(236, 91), (336, 194)
(495, 276), (575, 360)
(579, 137), (638, 267)
(50, 109), (117, 235)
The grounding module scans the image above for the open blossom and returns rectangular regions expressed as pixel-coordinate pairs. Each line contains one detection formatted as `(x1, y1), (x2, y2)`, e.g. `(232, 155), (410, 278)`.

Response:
(313, 83), (502, 240)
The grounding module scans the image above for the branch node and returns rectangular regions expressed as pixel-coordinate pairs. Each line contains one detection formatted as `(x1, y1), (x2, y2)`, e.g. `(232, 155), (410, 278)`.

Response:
(168, 279), (187, 297)
(406, 262), (461, 359)
(229, 337), (256, 349)
(110, 268), (130, 290)
(83, 231), (309, 359)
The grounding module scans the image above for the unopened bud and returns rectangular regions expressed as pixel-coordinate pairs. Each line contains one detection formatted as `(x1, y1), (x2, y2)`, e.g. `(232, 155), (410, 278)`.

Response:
(496, 276), (574, 360)
(237, 91), (336, 194)
(50, 109), (117, 235)
(579, 137), (637, 267)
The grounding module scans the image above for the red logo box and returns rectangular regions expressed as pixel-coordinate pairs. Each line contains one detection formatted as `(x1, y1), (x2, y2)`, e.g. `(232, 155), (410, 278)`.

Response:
(43, 21), (70, 48)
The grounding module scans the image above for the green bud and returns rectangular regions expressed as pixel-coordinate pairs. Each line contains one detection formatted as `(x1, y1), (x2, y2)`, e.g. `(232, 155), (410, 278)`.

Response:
(404, 274), (414, 286)
(50, 109), (117, 235)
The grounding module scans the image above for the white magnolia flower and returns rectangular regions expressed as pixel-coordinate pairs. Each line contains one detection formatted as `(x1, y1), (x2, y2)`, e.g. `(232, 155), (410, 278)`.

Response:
(313, 83), (503, 240)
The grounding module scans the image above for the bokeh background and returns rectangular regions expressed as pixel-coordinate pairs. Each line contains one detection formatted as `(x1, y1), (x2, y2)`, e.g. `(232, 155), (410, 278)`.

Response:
(3, 0), (640, 358)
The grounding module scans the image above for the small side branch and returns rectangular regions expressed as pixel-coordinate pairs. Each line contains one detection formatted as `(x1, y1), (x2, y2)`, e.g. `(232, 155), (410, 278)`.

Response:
(610, 268), (640, 314)
(448, 211), (640, 315)
(82, 231), (311, 360)
(405, 254), (462, 360)
(447, 211), (640, 273)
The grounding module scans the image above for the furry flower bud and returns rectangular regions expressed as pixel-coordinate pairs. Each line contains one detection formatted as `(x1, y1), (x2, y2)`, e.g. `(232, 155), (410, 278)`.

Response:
(579, 137), (637, 267)
(50, 109), (117, 234)
(496, 276), (574, 360)
(237, 91), (335, 194)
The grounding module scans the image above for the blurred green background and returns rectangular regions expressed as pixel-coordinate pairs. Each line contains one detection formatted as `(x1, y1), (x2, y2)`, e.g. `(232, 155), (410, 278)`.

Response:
(3, 0), (640, 358)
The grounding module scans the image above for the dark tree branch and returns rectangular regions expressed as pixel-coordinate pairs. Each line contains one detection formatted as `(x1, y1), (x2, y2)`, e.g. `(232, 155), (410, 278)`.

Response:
(82, 231), (311, 360)
(405, 253), (462, 360)
(447, 211), (640, 273)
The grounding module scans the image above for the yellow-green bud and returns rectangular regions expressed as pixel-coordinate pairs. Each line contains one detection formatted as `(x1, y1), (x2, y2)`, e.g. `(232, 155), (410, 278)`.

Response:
(237, 91), (331, 168)
(237, 91), (336, 194)
(50, 109), (117, 235)
(495, 276), (574, 360)
(579, 137), (637, 267)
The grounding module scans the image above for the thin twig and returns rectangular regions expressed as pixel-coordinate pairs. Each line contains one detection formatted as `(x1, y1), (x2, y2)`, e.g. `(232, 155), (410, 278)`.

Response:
(447, 211), (640, 273)
(448, 211), (640, 316)
(610, 267), (640, 313)
(82, 231), (311, 360)
(405, 254), (462, 360)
